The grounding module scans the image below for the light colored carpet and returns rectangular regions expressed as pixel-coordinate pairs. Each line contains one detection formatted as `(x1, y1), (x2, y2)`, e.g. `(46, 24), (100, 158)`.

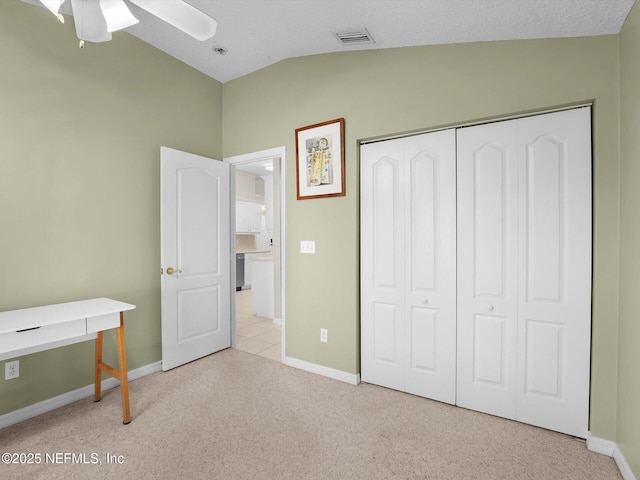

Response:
(0, 348), (621, 480)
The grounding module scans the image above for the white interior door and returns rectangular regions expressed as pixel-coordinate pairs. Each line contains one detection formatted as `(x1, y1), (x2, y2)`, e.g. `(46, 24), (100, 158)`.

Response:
(515, 108), (592, 437)
(361, 129), (457, 404)
(361, 136), (404, 392)
(457, 108), (592, 437)
(456, 120), (519, 419)
(161, 147), (231, 371)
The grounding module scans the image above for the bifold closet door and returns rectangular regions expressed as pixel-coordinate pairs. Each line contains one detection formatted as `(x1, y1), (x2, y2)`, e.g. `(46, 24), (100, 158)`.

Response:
(361, 130), (457, 404)
(456, 119), (520, 419)
(456, 108), (592, 437)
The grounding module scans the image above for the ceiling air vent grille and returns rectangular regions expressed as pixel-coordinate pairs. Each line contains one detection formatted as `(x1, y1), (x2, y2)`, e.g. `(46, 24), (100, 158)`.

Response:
(334, 28), (375, 46)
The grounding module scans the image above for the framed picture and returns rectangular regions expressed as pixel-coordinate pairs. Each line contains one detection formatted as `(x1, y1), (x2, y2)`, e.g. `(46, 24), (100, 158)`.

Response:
(295, 118), (345, 199)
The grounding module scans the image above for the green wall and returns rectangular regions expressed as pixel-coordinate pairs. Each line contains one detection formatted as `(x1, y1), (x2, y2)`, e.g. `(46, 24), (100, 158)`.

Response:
(0, 1), (222, 413)
(223, 37), (621, 441)
(3, 2), (639, 473)
(618, 1), (640, 474)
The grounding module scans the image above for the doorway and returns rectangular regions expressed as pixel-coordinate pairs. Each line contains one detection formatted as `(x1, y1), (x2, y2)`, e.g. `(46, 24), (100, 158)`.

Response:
(224, 147), (286, 363)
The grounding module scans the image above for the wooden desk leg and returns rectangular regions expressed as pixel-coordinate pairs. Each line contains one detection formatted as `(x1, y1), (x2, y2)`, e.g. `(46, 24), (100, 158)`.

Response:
(93, 312), (132, 424)
(94, 331), (104, 402)
(115, 312), (131, 424)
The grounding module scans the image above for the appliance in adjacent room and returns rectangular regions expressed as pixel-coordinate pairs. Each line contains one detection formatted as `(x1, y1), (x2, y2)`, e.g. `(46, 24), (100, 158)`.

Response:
(235, 253), (244, 291)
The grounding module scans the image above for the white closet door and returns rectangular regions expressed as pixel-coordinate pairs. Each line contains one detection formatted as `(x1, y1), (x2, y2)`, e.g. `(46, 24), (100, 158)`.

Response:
(516, 108), (592, 437)
(402, 132), (456, 403)
(456, 121), (520, 419)
(361, 130), (456, 404)
(361, 136), (406, 392)
(457, 108), (592, 437)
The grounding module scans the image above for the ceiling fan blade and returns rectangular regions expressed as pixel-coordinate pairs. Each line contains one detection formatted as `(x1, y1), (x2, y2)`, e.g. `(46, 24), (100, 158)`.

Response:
(99, 0), (139, 32)
(38, 0), (66, 20)
(70, 0), (112, 42)
(129, 0), (217, 41)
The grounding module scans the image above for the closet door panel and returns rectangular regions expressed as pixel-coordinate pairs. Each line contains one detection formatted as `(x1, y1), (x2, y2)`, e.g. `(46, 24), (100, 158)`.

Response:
(473, 314), (508, 385)
(361, 130), (456, 404)
(457, 122), (518, 419)
(473, 143), (508, 298)
(361, 139), (406, 391)
(409, 151), (438, 291)
(524, 136), (565, 303)
(517, 108), (592, 438)
(404, 130), (456, 404)
(409, 306), (438, 371)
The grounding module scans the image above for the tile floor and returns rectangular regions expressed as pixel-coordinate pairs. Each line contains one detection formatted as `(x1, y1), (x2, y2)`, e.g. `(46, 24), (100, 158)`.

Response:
(234, 289), (281, 361)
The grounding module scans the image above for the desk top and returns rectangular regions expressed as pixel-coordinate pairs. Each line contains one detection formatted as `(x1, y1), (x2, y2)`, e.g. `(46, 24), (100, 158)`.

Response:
(0, 298), (136, 334)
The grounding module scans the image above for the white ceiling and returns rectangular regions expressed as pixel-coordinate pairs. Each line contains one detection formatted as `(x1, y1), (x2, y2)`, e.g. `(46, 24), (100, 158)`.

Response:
(123, 0), (635, 83)
(22, 0), (636, 83)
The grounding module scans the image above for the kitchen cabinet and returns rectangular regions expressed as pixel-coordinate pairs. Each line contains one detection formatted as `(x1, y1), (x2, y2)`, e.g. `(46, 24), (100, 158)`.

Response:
(244, 254), (253, 287)
(236, 201), (262, 233)
(243, 251), (271, 288)
(252, 256), (274, 319)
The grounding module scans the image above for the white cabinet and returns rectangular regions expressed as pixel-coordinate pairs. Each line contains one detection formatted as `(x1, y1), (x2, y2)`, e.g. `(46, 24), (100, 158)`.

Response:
(236, 201), (262, 233)
(244, 254), (253, 287)
(243, 251), (271, 288)
(252, 256), (274, 319)
(360, 108), (592, 438)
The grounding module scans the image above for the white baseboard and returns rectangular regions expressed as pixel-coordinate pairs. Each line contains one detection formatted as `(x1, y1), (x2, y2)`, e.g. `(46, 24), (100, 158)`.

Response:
(273, 317), (282, 326)
(587, 433), (637, 480)
(284, 356), (360, 385)
(0, 361), (162, 429)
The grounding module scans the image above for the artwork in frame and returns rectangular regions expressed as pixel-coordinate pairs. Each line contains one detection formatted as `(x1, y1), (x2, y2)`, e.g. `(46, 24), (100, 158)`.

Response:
(295, 118), (345, 199)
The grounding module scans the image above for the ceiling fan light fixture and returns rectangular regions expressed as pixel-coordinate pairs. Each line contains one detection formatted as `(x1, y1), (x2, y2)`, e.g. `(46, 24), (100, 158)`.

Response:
(130, 0), (217, 41)
(99, 0), (139, 32)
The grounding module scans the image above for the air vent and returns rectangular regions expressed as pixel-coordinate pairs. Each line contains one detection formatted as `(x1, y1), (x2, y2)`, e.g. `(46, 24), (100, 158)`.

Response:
(333, 28), (375, 46)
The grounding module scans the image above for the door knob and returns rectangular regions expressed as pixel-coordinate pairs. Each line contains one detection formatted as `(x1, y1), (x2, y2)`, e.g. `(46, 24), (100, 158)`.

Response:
(487, 304), (494, 311)
(166, 267), (182, 275)
(422, 298), (429, 304)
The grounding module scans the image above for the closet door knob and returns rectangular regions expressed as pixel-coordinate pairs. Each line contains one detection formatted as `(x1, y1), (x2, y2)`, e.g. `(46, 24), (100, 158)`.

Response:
(422, 298), (429, 304)
(487, 304), (494, 311)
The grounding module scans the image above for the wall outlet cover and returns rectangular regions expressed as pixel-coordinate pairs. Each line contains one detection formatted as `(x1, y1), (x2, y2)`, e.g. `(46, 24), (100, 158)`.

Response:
(5, 360), (19, 380)
(320, 328), (328, 342)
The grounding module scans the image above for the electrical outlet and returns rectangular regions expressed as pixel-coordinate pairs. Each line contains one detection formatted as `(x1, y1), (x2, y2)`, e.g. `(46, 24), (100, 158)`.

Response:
(5, 360), (19, 380)
(320, 328), (328, 343)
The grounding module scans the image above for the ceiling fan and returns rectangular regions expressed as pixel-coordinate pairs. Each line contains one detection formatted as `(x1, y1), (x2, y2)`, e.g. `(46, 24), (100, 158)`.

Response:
(33, 0), (217, 47)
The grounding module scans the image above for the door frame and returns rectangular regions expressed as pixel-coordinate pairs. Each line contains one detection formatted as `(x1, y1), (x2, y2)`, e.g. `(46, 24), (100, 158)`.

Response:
(224, 146), (286, 362)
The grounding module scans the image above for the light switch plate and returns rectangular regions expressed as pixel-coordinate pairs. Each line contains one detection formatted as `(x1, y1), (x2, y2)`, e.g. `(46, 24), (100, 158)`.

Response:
(300, 240), (315, 254)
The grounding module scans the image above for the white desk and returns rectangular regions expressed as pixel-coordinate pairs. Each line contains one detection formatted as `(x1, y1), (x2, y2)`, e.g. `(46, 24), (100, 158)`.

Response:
(0, 298), (136, 424)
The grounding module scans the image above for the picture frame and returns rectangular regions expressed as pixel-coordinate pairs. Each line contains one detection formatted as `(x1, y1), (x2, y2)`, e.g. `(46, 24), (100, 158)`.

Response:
(295, 118), (345, 200)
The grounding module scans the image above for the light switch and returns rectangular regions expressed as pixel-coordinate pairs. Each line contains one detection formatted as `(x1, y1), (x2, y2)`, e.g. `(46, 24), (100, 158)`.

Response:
(300, 240), (315, 254)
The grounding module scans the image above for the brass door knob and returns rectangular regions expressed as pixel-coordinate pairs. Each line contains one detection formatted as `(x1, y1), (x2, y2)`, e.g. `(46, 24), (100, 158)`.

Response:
(166, 267), (182, 275)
